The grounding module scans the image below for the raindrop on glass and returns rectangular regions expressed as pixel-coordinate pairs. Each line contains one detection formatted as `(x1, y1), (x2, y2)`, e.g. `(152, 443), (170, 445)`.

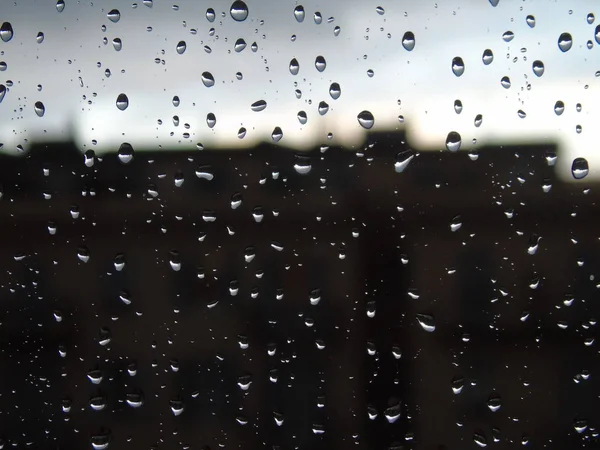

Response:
(116, 93), (129, 111)
(289, 58), (299, 75)
(297, 111), (307, 124)
(474, 114), (483, 127)
(0, 22), (14, 43)
(532, 60), (544, 76)
(107, 9), (120, 23)
(558, 32), (573, 52)
(230, 1), (249, 22)
(206, 8), (215, 22)
(237, 127), (246, 139)
(445, 131), (461, 152)
(234, 38), (246, 52)
(36, 32), (44, 44)
(271, 127), (283, 142)
(526, 15), (536, 28)
(201, 72), (215, 87)
(294, 5), (305, 22)
(357, 110), (375, 129)
(329, 82), (341, 99)
(416, 314), (435, 332)
(118, 143), (134, 164)
(554, 100), (565, 115)
(56, 0), (65, 13)
(487, 393), (501, 412)
(501, 76), (511, 89)
(176, 41), (186, 54)
(451, 56), (465, 76)
(294, 155), (312, 175)
(34, 101), (45, 117)
(112, 37), (122, 51)
(206, 113), (216, 128)
(394, 150), (414, 173)
(251, 100), (267, 112)
(571, 157), (589, 180)
(402, 31), (415, 51)
(376, 6), (385, 15)
(482, 49), (493, 65)
(315, 56), (326, 72)
(502, 30), (514, 42)
(454, 99), (463, 114)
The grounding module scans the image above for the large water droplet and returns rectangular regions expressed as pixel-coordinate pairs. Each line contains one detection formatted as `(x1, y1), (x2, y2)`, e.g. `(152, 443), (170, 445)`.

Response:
(532, 60), (544, 76)
(445, 131), (461, 152)
(112, 37), (122, 51)
(294, 155), (312, 175)
(357, 110), (375, 129)
(502, 31), (514, 42)
(90, 432), (110, 450)
(595, 25), (600, 45)
(34, 101), (45, 117)
(571, 157), (589, 180)
(558, 32), (573, 52)
(454, 99), (463, 114)
(169, 399), (185, 416)
(297, 111), (307, 124)
(487, 393), (501, 412)
(77, 246), (90, 263)
(526, 15), (536, 28)
(251, 100), (267, 112)
(289, 58), (299, 75)
(482, 49), (494, 65)
(126, 392), (144, 408)
(451, 376), (464, 394)
(329, 82), (341, 99)
(0, 22), (14, 42)
(206, 8), (215, 22)
(384, 403), (401, 423)
(56, 0), (65, 13)
(473, 432), (488, 448)
(201, 72), (215, 87)
(176, 40), (186, 54)
(116, 93), (129, 111)
(294, 5), (305, 22)
(554, 100), (565, 115)
(416, 314), (435, 332)
(315, 56), (326, 72)
(89, 395), (106, 411)
(206, 112), (216, 128)
(587, 13), (595, 24)
(394, 150), (414, 173)
(452, 56), (465, 76)
(234, 38), (246, 52)
(574, 419), (588, 433)
(230, 1), (248, 22)
(317, 101), (329, 115)
(489, 0), (499, 6)
(474, 114), (483, 127)
(107, 9), (120, 23)
(376, 6), (385, 15)
(118, 143), (134, 164)
(402, 31), (415, 51)
(500, 76), (511, 89)
(271, 127), (283, 142)
(114, 253), (125, 271)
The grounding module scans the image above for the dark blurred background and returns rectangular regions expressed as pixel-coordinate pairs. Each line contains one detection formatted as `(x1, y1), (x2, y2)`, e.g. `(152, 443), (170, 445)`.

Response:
(0, 132), (598, 450)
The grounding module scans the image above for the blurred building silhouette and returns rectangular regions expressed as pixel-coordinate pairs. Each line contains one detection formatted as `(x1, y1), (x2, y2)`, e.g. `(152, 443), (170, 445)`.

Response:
(0, 133), (597, 450)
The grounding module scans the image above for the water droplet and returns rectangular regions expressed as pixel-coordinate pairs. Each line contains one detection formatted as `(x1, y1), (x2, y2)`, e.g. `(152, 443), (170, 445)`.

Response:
(169, 399), (185, 416)
(554, 100), (565, 115)
(558, 32), (573, 52)
(376, 6), (385, 15)
(317, 101), (329, 115)
(237, 374), (253, 390)
(230, 1), (248, 22)
(289, 58), (299, 75)
(98, 327), (112, 346)
(595, 25), (600, 45)
(532, 60), (544, 76)
(489, 0), (499, 6)
(90, 432), (110, 450)
(313, 12), (322, 24)
(454, 99), (463, 114)
(234, 38), (246, 52)
(116, 93), (128, 110)
(107, 9), (120, 22)
(402, 31), (415, 51)
(328, 82), (341, 99)
(394, 150), (414, 173)
(384, 402), (401, 423)
(571, 157), (589, 180)
(416, 314), (435, 332)
(574, 419), (588, 433)
(237, 127), (246, 139)
(271, 127), (283, 142)
(206, 112), (216, 128)
(34, 101), (45, 117)
(526, 15), (536, 28)
(482, 49), (494, 65)
(445, 131), (461, 152)
(452, 377), (464, 394)
(77, 246), (90, 263)
(117, 143), (134, 164)
(297, 110), (307, 124)
(357, 110), (375, 129)
(587, 13), (595, 24)
(83, 149), (95, 167)
(500, 76), (511, 89)
(487, 393), (501, 412)
(450, 215), (462, 231)
(36, 32), (44, 44)
(89, 395), (106, 411)
(176, 40), (186, 54)
(126, 392), (144, 408)
(201, 72), (215, 87)
(206, 8), (215, 22)
(294, 5), (305, 22)
(0, 22), (14, 43)
(518, 109), (526, 118)
(112, 37), (122, 51)
(502, 30), (515, 42)
(474, 114), (483, 127)
(56, 0), (65, 13)
(446, 57), (469, 81)
(334, 25), (341, 36)
(473, 432), (488, 448)
(251, 100), (267, 112)
(315, 56), (326, 72)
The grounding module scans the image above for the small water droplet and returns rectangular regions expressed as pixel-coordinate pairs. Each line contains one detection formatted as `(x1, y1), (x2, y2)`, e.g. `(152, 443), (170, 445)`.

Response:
(445, 131), (461, 152)
(452, 56), (465, 76)
(334, 25), (341, 36)
(116, 93), (128, 111)
(383, 402), (401, 423)
(526, 15), (536, 28)
(328, 82), (341, 99)
(394, 150), (414, 173)
(518, 109), (526, 118)
(77, 246), (90, 263)
(473, 432), (488, 448)
(90, 432), (110, 450)
(532, 60), (544, 76)
(558, 32), (573, 52)
(169, 399), (185, 416)
(454, 99), (463, 114)
(56, 0), (65, 13)
(313, 12), (322, 24)
(297, 110), (307, 124)
(574, 419), (588, 433)
(36, 32), (44, 44)
(34, 101), (45, 117)
(571, 157), (589, 180)
(487, 393), (501, 412)
(117, 143), (134, 164)
(206, 112), (216, 128)
(450, 215), (462, 231)
(206, 8), (215, 22)
(107, 9), (120, 23)
(294, 5), (305, 22)
(234, 38), (246, 52)
(126, 392), (144, 408)
(251, 100), (267, 112)
(357, 110), (375, 129)
(595, 25), (600, 44)
(474, 114), (483, 127)
(452, 376), (464, 394)
(315, 56), (327, 72)
(501, 76), (511, 89)
(502, 30), (515, 42)
(112, 37), (122, 51)
(201, 72), (215, 87)
(176, 40), (186, 54)
(482, 48), (494, 65)
(554, 100), (565, 115)
(289, 58), (299, 75)
(271, 127), (283, 142)
(402, 31), (415, 51)
(587, 13), (595, 24)
(376, 6), (385, 15)
(0, 22), (14, 42)
(416, 314), (435, 332)
(230, 1), (249, 22)
(237, 127), (246, 139)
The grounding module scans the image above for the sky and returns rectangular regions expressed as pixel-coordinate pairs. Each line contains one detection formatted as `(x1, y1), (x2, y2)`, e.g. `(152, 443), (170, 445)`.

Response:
(0, 0), (599, 181)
